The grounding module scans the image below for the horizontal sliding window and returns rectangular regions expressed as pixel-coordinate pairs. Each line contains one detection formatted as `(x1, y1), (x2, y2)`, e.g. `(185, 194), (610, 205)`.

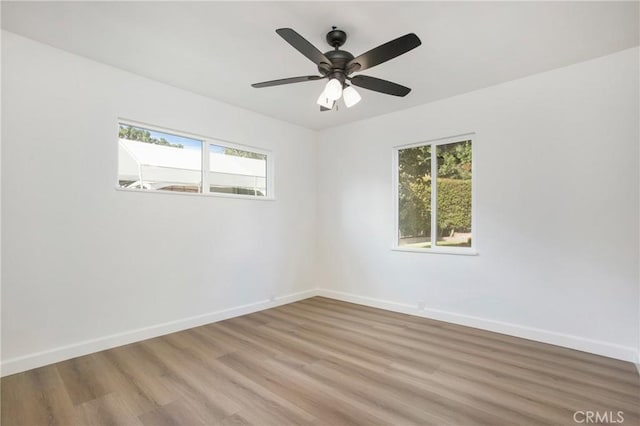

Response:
(118, 122), (271, 198)
(394, 136), (474, 253)
(209, 145), (267, 196)
(118, 125), (203, 192)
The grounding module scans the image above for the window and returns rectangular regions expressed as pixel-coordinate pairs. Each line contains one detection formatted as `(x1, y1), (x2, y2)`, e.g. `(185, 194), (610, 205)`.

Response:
(117, 122), (272, 198)
(208, 144), (267, 196)
(394, 135), (474, 254)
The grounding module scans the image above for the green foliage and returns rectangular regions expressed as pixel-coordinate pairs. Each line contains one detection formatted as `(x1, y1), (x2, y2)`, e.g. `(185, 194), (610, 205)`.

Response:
(119, 125), (184, 148)
(399, 145), (431, 178)
(398, 141), (472, 238)
(436, 178), (472, 235)
(437, 140), (472, 179)
(398, 177), (471, 237)
(223, 148), (266, 160)
(398, 145), (431, 237)
(399, 175), (431, 238)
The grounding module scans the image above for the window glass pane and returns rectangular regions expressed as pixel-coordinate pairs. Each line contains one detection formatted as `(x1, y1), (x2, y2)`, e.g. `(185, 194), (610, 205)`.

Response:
(398, 145), (431, 248)
(209, 145), (267, 197)
(118, 124), (202, 193)
(436, 140), (472, 247)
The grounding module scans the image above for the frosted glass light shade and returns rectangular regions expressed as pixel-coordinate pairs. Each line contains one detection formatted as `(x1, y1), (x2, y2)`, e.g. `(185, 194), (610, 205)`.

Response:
(316, 90), (334, 109)
(343, 86), (361, 108)
(324, 78), (343, 101)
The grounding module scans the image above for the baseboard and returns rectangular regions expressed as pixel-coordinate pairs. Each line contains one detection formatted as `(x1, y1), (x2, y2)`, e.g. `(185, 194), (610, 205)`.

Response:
(1, 289), (318, 377)
(3, 287), (636, 376)
(316, 288), (637, 363)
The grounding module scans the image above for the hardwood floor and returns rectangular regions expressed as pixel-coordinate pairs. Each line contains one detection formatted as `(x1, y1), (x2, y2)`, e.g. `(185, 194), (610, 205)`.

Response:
(2, 297), (639, 425)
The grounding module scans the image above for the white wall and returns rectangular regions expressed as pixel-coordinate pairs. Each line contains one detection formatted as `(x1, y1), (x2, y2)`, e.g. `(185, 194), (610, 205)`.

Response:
(2, 31), (638, 374)
(316, 48), (640, 361)
(1, 32), (317, 374)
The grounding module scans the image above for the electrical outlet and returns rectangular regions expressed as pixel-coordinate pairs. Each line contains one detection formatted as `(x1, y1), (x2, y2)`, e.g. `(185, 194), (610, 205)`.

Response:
(417, 300), (426, 310)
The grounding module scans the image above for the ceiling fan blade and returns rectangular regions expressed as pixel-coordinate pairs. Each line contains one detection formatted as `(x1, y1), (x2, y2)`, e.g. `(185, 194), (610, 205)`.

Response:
(350, 75), (411, 97)
(276, 28), (332, 68)
(252, 75), (324, 88)
(347, 33), (421, 73)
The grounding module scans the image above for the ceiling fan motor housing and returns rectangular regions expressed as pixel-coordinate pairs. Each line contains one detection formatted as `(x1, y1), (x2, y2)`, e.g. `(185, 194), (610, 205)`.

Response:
(319, 50), (354, 78)
(317, 28), (354, 80)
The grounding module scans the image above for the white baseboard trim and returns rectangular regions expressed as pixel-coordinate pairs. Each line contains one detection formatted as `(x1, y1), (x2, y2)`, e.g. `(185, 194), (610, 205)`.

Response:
(316, 288), (638, 363)
(1, 289), (317, 377)
(4, 288), (636, 376)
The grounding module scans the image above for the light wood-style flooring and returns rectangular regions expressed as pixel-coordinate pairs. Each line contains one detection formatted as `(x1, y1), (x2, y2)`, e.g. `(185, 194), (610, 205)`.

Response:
(2, 297), (639, 425)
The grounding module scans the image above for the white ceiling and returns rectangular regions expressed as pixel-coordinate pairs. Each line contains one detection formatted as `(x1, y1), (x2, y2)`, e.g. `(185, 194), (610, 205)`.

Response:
(2, 1), (638, 130)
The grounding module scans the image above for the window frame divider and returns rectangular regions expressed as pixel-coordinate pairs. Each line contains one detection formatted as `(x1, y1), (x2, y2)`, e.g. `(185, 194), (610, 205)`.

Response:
(431, 144), (438, 249)
(201, 140), (210, 194)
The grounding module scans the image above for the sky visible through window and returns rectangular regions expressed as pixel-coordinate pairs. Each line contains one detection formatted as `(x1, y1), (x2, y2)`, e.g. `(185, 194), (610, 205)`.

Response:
(122, 125), (224, 153)
(146, 129), (202, 150)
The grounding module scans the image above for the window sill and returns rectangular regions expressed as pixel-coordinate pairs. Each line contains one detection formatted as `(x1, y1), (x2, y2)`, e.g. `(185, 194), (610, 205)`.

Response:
(391, 246), (478, 256)
(115, 187), (276, 201)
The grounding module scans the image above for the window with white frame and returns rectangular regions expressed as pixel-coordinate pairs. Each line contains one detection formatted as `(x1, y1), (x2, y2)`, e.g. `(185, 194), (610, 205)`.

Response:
(394, 136), (474, 253)
(117, 122), (271, 198)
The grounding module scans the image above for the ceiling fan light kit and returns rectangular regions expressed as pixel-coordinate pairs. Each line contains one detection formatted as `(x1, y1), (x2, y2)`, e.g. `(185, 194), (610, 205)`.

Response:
(252, 26), (421, 112)
(316, 91), (334, 110)
(324, 78), (343, 101)
(342, 85), (362, 108)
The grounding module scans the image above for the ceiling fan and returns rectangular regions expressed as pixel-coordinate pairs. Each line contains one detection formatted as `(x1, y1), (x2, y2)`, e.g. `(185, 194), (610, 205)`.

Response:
(251, 27), (422, 111)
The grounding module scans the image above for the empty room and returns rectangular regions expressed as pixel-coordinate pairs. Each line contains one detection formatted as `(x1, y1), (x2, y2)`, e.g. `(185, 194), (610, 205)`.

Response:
(1, 1), (639, 425)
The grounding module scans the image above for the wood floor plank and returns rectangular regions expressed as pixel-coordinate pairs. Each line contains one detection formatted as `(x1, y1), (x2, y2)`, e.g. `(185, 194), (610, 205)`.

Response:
(74, 392), (143, 426)
(217, 321), (319, 366)
(304, 297), (638, 383)
(2, 297), (638, 425)
(56, 353), (117, 406)
(282, 301), (640, 397)
(142, 336), (316, 425)
(216, 412), (252, 426)
(98, 346), (176, 416)
(1, 365), (76, 426)
(309, 297), (633, 371)
(138, 399), (207, 426)
(137, 339), (241, 424)
(311, 354), (542, 425)
(261, 311), (564, 424)
(217, 351), (397, 426)
(302, 358), (514, 425)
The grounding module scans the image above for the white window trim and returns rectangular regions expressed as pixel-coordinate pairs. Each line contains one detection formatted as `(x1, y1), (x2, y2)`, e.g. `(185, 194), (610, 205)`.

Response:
(116, 118), (275, 200)
(392, 133), (477, 256)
